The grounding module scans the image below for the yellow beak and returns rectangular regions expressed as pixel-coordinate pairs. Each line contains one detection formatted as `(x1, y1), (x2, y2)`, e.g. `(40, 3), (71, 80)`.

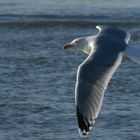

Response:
(63, 44), (74, 49)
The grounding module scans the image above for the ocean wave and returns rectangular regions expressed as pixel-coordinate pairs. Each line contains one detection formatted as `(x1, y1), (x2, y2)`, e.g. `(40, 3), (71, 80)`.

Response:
(0, 20), (140, 27)
(0, 14), (140, 27)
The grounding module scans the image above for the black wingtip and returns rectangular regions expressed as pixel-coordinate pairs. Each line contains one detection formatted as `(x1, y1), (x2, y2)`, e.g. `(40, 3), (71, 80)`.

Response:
(76, 106), (94, 137)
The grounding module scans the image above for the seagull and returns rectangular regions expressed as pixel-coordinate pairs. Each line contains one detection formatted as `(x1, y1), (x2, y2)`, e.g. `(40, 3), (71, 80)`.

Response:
(63, 25), (140, 137)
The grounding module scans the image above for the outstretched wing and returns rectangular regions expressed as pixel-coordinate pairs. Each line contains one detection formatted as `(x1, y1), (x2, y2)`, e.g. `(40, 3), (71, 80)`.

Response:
(75, 49), (123, 136)
(125, 45), (140, 64)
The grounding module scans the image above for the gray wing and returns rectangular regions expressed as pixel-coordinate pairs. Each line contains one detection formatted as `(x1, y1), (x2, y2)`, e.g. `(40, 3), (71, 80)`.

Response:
(75, 50), (123, 136)
(124, 45), (140, 64)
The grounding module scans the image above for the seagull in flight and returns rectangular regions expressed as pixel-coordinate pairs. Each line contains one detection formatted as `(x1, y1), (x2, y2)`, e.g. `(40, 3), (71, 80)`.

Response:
(63, 25), (140, 137)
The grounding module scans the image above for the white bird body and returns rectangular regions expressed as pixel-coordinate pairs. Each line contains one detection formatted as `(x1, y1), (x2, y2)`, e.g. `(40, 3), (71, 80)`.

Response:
(63, 25), (140, 137)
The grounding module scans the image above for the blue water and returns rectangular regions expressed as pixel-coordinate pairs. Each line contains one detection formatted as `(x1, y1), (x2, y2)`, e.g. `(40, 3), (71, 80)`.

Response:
(0, 0), (140, 140)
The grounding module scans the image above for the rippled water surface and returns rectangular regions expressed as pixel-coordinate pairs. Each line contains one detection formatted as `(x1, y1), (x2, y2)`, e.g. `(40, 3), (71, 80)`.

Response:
(0, 0), (140, 140)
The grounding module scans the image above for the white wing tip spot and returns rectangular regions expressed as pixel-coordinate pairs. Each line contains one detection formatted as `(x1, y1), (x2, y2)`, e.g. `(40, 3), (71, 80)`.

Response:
(78, 128), (89, 138)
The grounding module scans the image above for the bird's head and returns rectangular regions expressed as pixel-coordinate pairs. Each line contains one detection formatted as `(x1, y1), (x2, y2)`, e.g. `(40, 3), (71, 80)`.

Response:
(63, 37), (92, 54)
(63, 37), (87, 49)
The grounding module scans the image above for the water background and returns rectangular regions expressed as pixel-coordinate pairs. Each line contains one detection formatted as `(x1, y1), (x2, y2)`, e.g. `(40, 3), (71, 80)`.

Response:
(0, 0), (140, 140)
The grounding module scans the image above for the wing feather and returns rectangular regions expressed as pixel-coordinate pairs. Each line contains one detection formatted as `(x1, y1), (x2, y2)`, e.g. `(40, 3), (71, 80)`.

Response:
(75, 50), (123, 136)
(125, 46), (140, 64)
